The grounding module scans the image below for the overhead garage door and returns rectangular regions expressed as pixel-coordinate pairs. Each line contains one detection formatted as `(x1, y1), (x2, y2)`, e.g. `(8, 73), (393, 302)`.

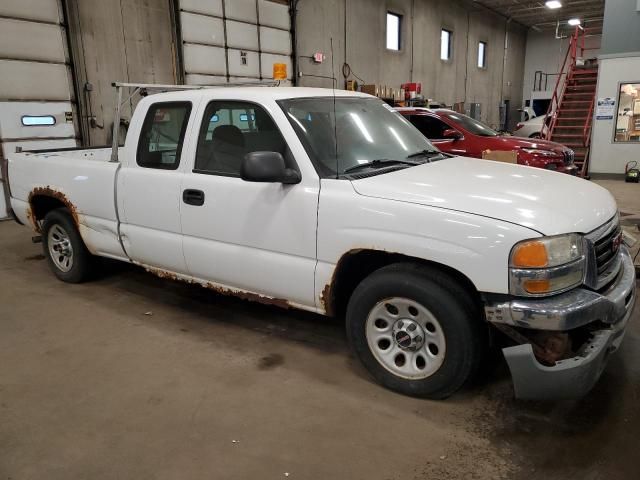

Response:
(178, 0), (293, 86)
(0, 0), (78, 219)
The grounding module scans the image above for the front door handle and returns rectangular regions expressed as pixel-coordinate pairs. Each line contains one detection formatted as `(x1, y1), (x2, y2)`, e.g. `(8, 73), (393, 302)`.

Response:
(182, 189), (205, 206)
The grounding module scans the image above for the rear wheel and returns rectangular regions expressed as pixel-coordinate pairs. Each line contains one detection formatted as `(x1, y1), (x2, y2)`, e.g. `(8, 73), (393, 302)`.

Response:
(346, 264), (485, 399)
(42, 208), (93, 283)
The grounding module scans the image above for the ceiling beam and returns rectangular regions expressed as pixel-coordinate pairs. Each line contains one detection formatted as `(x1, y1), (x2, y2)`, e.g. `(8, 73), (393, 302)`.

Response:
(513, 8), (604, 20)
(506, 2), (603, 15)
(472, 0), (604, 27)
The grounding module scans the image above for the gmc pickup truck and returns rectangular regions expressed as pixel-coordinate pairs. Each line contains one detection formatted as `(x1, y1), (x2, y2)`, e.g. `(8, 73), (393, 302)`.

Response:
(6, 85), (636, 400)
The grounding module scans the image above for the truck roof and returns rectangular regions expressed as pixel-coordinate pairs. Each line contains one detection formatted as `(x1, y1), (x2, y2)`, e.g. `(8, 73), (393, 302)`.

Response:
(146, 86), (372, 103)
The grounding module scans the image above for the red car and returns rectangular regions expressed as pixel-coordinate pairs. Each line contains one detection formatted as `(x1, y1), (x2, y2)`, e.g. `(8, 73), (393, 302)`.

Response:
(396, 107), (577, 174)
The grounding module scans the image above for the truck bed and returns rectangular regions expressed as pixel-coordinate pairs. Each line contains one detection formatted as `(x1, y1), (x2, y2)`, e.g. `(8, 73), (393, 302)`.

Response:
(7, 147), (127, 260)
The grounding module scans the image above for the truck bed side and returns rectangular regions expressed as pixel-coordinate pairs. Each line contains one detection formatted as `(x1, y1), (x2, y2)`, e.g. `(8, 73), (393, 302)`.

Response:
(8, 147), (128, 261)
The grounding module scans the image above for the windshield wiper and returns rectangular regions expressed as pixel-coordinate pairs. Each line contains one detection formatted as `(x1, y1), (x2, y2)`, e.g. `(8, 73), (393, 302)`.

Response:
(406, 149), (445, 159)
(343, 159), (418, 174)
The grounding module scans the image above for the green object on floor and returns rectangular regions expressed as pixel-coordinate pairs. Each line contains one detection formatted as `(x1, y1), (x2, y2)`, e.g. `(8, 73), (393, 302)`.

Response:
(625, 161), (639, 183)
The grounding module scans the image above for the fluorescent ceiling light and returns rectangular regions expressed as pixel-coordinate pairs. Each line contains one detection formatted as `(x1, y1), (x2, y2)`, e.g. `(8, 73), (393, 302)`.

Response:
(545, 1), (562, 9)
(568, 18), (581, 26)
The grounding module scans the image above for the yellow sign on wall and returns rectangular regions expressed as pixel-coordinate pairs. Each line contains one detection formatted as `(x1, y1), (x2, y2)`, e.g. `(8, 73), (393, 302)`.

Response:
(273, 63), (287, 80)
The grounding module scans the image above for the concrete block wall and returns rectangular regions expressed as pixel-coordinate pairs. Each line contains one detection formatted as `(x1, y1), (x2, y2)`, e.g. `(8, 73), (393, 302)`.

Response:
(294, 0), (527, 130)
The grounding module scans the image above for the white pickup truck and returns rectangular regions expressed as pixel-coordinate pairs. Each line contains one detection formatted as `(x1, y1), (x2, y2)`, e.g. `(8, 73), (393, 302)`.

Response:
(5, 85), (636, 400)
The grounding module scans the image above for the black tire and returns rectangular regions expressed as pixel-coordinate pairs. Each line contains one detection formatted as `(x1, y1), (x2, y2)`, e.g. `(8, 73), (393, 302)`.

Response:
(42, 208), (93, 283)
(529, 132), (541, 139)
(346, 263), (486, 399)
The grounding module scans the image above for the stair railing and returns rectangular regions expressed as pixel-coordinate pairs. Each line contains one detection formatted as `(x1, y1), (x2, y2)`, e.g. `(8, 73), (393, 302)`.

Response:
(583, 95), (595, 147)
(580, 94), (596, 176)
(542, 27), (581, 140)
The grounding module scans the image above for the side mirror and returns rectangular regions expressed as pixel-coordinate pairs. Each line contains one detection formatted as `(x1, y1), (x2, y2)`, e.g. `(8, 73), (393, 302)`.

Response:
(442, 128), (462, 140)
(240, 151), (301, 184)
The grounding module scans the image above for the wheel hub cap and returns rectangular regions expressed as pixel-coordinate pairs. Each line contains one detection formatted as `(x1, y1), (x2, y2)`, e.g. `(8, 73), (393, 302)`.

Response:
(47, 224), (74, 273)
(365, 297), (447, 380)
(393, 319), (424, 351)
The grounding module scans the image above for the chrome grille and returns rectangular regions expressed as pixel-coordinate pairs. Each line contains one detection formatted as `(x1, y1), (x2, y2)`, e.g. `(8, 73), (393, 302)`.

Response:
(594, 224), (622, 275)
(584, 214), (622, 291)
(563, 150), (575, 166)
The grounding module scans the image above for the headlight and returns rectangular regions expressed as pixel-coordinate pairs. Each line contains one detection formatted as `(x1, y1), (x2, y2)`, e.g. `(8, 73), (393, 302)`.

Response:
(509, 234), (585, 296)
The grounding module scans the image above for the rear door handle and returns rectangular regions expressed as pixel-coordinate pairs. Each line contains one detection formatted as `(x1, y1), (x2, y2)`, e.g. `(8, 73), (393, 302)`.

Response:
(182, 189), (205, 206)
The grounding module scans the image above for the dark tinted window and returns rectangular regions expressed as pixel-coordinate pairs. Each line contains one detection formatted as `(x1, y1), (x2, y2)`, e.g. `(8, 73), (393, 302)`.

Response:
(137, 102), (191, 170)
(409, 115), (450, 139)
(194, 101), (288, 176)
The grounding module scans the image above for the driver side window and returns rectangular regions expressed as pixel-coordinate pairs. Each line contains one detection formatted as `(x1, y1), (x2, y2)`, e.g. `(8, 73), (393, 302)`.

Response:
(194, 101), (288, 177)
(409, 115), (450, 140)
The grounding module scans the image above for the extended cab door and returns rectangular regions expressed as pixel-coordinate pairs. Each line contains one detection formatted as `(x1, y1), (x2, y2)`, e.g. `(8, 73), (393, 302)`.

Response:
(117, 100), (195, 274)
(179, 99), (319, 308)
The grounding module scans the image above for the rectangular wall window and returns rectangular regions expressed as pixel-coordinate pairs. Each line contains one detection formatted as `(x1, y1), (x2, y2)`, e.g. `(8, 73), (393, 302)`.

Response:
(21, 115), (56, 126)
(386, 13), (401, 51)
(614, 82), (640, 142)
(478, 41), (487, 68)
(441, 29), (452, 60)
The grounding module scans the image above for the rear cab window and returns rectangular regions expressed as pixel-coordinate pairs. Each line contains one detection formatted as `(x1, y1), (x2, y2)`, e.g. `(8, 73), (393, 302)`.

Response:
(137, 102), (192, 170)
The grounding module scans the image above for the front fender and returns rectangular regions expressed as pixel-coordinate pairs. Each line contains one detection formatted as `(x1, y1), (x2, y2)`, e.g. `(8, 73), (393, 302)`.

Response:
(315, 180), (539, 312)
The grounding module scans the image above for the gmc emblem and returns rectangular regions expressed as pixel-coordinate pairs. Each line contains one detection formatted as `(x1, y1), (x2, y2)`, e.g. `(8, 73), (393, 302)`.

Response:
(612, 232), (623, 252)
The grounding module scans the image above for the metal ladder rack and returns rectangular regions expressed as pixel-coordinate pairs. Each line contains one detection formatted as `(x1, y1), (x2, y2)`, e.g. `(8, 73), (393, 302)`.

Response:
(109, 81), (278, 163)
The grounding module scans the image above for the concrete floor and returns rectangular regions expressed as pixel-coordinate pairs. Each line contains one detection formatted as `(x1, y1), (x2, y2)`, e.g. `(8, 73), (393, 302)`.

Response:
(1, 179), (639, 480)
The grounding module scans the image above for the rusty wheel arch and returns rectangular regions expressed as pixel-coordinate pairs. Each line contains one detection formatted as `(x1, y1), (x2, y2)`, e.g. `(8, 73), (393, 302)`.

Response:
(27, 187), (79, 232)
(321, 249), (482, 319)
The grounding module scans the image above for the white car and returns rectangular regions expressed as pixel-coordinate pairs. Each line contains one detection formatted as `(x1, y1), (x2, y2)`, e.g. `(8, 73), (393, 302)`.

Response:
(513, 114), (552, 138)
(6, 86), (636, 400)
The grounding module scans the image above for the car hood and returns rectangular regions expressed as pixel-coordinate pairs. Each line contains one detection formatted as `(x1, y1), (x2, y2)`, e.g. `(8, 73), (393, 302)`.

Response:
(489, 135), (567, 153)
(350, 156), (617, 235)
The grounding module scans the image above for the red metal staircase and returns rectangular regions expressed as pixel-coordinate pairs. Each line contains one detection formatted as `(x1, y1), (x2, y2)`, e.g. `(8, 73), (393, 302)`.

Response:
(542, 27), (600, 177)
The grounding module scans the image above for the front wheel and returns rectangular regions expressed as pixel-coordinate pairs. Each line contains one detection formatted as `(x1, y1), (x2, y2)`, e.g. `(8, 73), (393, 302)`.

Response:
(42, 208), (93, 283)
(346, 264), (485, 399)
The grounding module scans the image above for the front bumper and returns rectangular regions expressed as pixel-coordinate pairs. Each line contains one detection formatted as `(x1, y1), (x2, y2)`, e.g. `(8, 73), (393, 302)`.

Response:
(484, 247), (637, 400)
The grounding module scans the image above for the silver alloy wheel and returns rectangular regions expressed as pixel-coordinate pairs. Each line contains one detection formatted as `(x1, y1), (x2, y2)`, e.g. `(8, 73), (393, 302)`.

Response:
(47, 224), (74, 273)
(365, 297), (446, 380)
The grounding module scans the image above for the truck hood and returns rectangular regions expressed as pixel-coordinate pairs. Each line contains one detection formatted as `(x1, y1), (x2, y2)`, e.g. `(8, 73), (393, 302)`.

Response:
(350, 156), (617, 235)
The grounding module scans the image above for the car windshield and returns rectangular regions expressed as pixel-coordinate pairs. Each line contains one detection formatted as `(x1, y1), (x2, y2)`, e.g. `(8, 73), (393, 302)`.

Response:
(278, 97), (440, 177)
(441, 111), (499, 137)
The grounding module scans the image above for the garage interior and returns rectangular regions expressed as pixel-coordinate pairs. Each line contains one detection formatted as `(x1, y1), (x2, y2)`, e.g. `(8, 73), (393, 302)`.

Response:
(1, 1), (639, 479)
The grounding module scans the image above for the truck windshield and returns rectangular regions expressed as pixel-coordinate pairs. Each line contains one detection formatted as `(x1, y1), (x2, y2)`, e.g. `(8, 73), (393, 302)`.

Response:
(279, 97), (440, 177)
(441, 112), (499, 137)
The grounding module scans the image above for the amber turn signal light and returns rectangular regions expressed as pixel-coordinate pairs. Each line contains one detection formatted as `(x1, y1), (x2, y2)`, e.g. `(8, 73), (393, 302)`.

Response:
(511, 241), (548, 268)
(523, 279), (551, 294)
